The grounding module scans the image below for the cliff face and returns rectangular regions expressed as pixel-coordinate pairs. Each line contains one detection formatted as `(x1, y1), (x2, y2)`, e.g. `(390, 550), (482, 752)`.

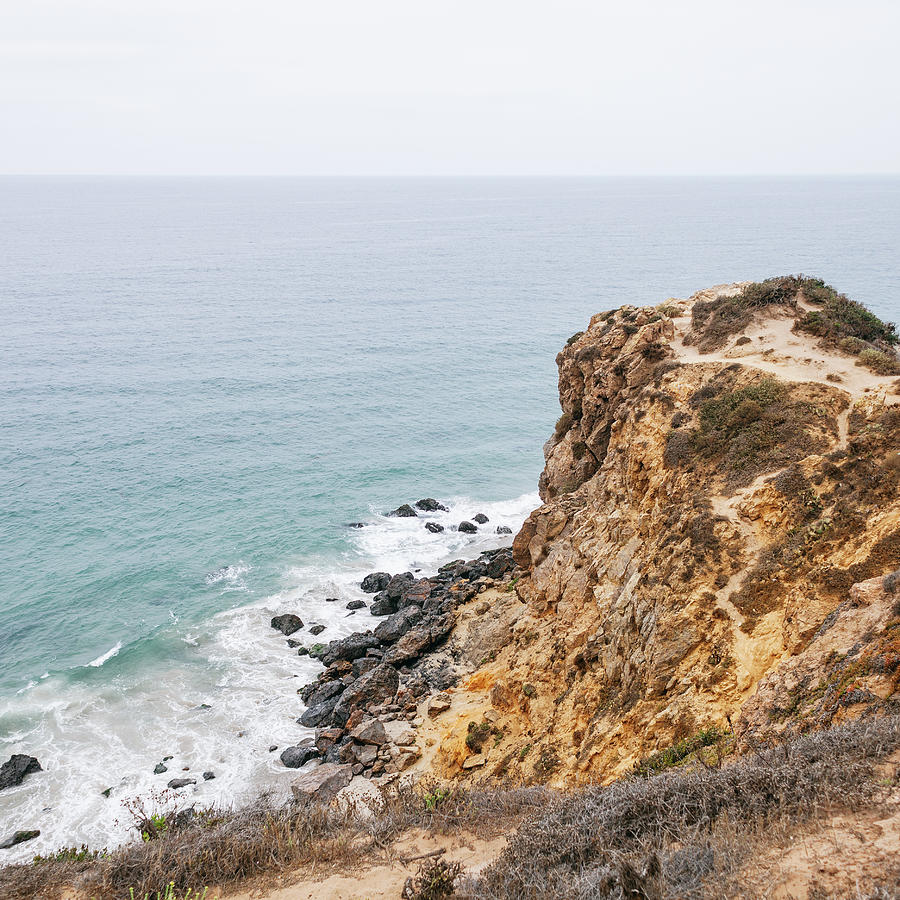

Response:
(424, 280), (900, 782)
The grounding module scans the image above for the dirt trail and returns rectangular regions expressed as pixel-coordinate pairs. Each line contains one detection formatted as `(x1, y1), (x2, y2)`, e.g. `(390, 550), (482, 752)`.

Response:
(670, 306), (897, 692)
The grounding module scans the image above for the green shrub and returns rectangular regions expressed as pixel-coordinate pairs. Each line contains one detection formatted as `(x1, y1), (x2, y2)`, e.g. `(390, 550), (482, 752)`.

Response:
(858, 348), (900, 375)
(566, 331), (584, 346)
(555, 411), (573, 437)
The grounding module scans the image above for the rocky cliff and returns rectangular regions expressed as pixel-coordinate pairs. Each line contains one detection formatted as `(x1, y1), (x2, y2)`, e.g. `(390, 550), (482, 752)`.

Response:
(417, 277), (900, 783)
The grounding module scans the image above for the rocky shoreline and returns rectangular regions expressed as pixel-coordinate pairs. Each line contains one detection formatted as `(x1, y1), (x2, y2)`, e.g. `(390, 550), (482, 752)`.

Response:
(270, 520), (521, 795)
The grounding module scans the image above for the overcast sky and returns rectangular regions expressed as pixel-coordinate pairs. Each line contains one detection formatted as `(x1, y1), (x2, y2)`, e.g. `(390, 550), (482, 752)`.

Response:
(2, 0), (899, 176)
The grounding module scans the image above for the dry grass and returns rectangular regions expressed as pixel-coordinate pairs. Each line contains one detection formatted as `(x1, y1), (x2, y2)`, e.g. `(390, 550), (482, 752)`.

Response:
(464, 716), (900, 899)
(0, 783), (548, 900)
(4, 719), (900, 899)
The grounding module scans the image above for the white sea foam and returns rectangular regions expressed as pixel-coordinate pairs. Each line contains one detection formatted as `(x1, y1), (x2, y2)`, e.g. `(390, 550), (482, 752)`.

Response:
(88, 642), (123, 667)
(0, 492), (538, 862)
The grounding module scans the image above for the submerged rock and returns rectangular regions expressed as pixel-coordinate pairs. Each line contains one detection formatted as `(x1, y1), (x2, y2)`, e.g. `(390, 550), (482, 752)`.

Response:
(0, 755), (41, 791)
(167, 778), (196, 789)
(387, 504), (417, 518)
(0, 830), (40, 849)
(270, 614), (303, 636)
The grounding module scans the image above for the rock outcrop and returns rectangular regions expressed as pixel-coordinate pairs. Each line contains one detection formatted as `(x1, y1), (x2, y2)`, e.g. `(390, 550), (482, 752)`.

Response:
(414, 279), (900, 783)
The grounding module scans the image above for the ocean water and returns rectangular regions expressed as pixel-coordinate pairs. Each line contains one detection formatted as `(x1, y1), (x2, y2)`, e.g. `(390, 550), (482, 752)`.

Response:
(1, 176), (898, 859)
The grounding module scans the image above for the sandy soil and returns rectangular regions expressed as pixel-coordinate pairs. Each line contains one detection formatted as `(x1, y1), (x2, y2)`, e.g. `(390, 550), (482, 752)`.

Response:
(220, 829), (507, 900)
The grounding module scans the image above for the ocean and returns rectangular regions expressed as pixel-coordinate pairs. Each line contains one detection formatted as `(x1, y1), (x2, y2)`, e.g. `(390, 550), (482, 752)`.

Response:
(1, 176), (898, 859)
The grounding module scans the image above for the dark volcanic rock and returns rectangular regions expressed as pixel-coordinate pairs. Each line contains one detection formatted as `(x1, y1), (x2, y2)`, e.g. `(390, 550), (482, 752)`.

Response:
(351, 656), (380, 678)
(346, 522), (366, 528)
(333, 664), (399, 727)
(383, 613), (455, 665)
(308, 624), (326, 636)
(487, 552), (515, 579)
(387, 504), (417, 518)
(0, 755), (42, 791)
(167, 778), (196, 789)
(346, 599), (366, 610)
(321, 631), (380, 666)
(425, 521), (444, 534)
(473, 513), (489, 524)
(270, 614), (304, 636)
(369, 593), (395, 616)
(299, 696), (340, 728)
(202, 771), (216, 780)
(302, 678), (345, 708)
(374, 606), (424, 644)
(496, 525), (513, 534)
(0, 830), (40, 849)
(153, 763), (168, 775)
(360, 572), (391, 593)
(398, 578), (432, 609)
(385, 573), (414, 600)
(415, 498), (449, 512)
(458, 521), (478, 534)
(280, 743), (319, 768)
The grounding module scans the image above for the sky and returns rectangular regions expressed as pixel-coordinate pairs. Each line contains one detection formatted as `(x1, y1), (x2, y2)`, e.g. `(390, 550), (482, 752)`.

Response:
(2, 0), (899, 176)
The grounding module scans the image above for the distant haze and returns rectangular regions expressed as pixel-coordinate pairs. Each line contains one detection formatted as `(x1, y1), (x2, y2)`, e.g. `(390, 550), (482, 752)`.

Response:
(2, 0), (899, 176)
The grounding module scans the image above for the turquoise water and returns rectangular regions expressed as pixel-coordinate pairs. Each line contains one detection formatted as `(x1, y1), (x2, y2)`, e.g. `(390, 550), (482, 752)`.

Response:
(1, 176), (898, 856)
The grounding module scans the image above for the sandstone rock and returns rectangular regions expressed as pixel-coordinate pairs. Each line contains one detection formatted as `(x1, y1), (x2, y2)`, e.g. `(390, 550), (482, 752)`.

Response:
(351, 719), (388, 745)
(462, 754), (485, 769)
(0, 755), (41, 791)
(291, 763), (353, 803)
(428, 693), (451, 717)
(270, 614), (303, 636)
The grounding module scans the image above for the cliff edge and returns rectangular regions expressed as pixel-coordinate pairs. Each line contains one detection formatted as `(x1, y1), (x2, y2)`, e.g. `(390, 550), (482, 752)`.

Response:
(421, 277), (900, 782)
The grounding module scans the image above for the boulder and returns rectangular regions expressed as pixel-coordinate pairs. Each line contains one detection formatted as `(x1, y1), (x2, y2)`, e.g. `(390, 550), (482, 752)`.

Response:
(291, 763), (353, 803)
(458, 521), (478, 534)
(153, 763), (167, 775)
(374, 606), (423, 644)
(270, 614), (303, 636)
(350, 743), (378, 766)
(0, 830), (40, 849)
(202, 771), (215, 780)
(425, 522), (444, 534)
(321, 632), (381, 666)
(473, 513), (489, 524)
(333, 664), (400, 727)
(299, 696), (341, 728)
(350, 719), (388, 745)
(383, 613), (455, 665)
(369, 594), (396, 616)
(387, 504), (417, 518)
(346, 599), (366, 610)
(351, 656), (379, 678)
(385, 573), (414, 600)
(280, 743), (319, 768)
(308, 624), (326, 636)
(302, 678), (345, 708)
(496, 525), (513, 535)
(360, 572), (391, 593)
(415, 498), (449, 512)
(315, 728), (345, 754)
(0, 755), (41, 791)
(428, 693), (452, 717)
(167, 778), (196, 789)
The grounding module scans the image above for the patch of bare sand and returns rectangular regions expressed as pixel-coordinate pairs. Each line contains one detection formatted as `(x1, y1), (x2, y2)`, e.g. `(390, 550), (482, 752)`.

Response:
(743, 753), (900, 899)
(219, 829), (506, 900)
